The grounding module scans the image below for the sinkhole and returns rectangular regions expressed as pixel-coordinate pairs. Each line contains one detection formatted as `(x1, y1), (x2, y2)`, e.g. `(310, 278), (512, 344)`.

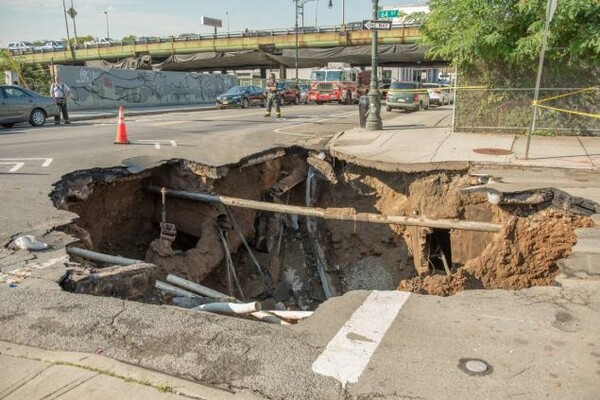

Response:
(51, 149), (594, 317)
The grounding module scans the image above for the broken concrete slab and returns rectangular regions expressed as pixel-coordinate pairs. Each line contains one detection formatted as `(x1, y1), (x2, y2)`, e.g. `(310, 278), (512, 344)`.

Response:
(63, 263), (157, 300)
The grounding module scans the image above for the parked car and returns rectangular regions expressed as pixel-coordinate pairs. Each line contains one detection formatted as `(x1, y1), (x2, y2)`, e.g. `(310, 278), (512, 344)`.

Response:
(276, 81), (300, 105)
(135, 36), (160, 43)
(0, 85), (60, 128)
(216, 85), (266, 109)
(346, 21), (364, 30)
(422, 83), (451, 106)
(385, 81), (429, 112)
(7, 42), (33, 54)
(297, 83), (309, 104)
(84, 37), (118, 46)
(39, 40), (66, 51)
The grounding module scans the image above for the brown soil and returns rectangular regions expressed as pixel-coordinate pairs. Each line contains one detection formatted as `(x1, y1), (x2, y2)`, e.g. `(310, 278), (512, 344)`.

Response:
(398, 209), (594, 296)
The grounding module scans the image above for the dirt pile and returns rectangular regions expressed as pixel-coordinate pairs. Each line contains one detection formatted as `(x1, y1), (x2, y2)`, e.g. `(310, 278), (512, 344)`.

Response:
(399, 209), (594, 295)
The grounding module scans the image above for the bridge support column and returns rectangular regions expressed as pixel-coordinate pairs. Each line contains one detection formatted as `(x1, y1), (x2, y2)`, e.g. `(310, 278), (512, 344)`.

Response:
(279, 65), (287, 80)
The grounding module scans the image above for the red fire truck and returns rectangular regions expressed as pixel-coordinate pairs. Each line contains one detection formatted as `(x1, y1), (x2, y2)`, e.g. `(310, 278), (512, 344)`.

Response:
(308, 66), (370, 105)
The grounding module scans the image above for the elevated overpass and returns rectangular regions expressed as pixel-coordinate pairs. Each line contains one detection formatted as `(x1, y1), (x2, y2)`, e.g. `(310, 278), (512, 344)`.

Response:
(15, 25), (441, 71)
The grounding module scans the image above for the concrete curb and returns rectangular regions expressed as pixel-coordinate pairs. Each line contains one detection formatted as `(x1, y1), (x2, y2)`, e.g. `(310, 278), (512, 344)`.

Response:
(0, 341), (261, 399)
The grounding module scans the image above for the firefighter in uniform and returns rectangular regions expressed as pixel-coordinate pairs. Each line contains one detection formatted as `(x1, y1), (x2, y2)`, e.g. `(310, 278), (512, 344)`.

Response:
(264, 73), (281, 118)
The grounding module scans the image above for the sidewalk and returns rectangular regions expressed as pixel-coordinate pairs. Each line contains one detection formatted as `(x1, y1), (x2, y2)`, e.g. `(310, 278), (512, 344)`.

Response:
(330, 116), (599, 171)
(69, 103), (217, 122)
(0, 341), (259, 400)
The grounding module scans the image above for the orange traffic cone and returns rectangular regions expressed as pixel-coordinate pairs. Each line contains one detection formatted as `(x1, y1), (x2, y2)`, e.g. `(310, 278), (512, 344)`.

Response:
(114, 106), (130, 144)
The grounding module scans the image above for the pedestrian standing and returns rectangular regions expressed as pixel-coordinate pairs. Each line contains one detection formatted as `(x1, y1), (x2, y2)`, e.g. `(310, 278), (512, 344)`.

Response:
(264, 73), (281, 118)
(50, 75), (71, 125)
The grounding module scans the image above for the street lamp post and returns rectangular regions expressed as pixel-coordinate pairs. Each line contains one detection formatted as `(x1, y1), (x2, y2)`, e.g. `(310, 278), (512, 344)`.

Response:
(293, 0), (334, 81)
(225, 11), (230, 34)
(366, 0), (383, 130)
(104, 10), (110, 38)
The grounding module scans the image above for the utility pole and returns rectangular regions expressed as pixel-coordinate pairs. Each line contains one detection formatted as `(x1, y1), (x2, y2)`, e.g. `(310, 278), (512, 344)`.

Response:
(62, 0), (74, 59)
(295, 1), (300, 81)
(104, 10), (110, 38)
(525, 0), (557, 159)
(69, 0), (78, 44)
(366, 0), (383, 131)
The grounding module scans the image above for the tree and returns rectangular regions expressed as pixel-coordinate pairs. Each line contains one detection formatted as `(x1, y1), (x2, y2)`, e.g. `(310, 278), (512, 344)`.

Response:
(421, 0), (599, 135)
(0, 50), (51, 94)
(122, 35), (137, 43)
(422, 0), (600, 73)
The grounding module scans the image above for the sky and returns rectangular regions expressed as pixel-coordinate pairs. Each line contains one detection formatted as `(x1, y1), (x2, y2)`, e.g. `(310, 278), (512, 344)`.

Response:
(0, 0), (425, 46)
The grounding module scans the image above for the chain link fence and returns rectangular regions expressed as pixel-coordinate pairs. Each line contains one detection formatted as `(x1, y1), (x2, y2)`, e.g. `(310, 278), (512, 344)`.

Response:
(453, 86), (600, 136)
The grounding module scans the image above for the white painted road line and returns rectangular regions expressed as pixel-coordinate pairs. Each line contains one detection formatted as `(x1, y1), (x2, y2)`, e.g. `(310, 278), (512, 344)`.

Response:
(0, 158), (53, 167)
(0, 162), (25, 173)
(312, 290), (411, 388)
(136, 140), (178, 149)
(150, 120), (187, 127)
(0, 158), (53, 172)
(274, 111), (356, 136)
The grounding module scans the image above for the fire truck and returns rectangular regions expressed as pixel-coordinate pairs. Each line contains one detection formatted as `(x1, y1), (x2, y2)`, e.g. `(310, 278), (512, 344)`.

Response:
(308, 66), (370, 105)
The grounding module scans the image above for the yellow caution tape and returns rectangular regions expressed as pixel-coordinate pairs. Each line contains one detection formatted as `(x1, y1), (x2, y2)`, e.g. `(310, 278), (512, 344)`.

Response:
(537, 87), (598, 104)
(533, 86), (600, 119)
(384, 85), (487, 94)
(536, 103), (600, 119)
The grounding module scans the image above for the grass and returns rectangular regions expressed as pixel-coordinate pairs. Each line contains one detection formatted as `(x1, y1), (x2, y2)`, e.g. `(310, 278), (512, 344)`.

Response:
(44, 360), (174, 394)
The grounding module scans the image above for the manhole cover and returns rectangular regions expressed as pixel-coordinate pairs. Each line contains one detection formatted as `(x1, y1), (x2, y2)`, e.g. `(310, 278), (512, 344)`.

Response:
(473, 148), (513, 155)
(458, 358), (493, 376)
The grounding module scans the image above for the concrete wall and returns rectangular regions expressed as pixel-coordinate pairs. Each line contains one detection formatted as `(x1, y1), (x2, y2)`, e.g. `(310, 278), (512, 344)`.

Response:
(56, 65), (236, 111)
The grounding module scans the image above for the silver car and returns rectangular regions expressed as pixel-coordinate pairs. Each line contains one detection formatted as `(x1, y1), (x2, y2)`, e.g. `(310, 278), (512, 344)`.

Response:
(0, 85), (60, 128)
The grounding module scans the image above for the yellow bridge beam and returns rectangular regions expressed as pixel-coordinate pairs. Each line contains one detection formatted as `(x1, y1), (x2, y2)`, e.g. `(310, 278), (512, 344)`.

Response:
(16, 27), (422, 64)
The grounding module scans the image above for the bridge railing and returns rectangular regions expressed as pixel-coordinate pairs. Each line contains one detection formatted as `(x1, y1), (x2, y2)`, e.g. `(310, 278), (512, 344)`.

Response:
(7, 23), (422, 55)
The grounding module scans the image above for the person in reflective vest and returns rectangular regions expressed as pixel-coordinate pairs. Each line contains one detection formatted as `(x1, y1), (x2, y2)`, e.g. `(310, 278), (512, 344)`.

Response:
(264, 73), (281, 118)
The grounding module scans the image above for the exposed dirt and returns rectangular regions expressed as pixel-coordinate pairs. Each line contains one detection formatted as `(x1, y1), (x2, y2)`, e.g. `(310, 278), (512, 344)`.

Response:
(399, 209), (594, 295)
(52, 150), (594, 306)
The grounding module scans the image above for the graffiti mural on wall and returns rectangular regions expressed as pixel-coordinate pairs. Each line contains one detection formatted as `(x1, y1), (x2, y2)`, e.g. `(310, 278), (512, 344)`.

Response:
(57, 65), (236, 111)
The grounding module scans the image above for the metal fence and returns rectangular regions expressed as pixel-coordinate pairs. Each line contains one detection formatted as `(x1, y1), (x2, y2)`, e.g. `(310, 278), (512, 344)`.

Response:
(453, 87), (600, 136)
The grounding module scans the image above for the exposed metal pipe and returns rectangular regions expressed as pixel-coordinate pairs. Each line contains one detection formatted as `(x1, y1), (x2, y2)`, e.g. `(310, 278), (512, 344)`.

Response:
(166, 274), (236, 301)
(306, 168), (334, 299)
(147, 186), (502, 233)
(66, 247), (142, 265)
(156, 280), (200, 298)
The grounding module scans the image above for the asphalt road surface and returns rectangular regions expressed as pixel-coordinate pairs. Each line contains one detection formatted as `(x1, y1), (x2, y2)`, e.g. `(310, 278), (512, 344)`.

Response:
(0, 104), (451, 241)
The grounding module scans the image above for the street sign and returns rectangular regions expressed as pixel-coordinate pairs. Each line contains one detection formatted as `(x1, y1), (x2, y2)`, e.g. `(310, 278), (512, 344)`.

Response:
(67, 7), (77, 19)
(200, 16), (222, 28)
(362, 20), (392, 30)
(378, 9), (398, 19)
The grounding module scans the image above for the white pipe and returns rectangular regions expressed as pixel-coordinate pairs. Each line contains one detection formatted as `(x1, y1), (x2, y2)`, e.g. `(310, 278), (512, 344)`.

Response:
(167, 274), (290, 325)
(266, 310), (314, 320)
(194, 302), (261, 315)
